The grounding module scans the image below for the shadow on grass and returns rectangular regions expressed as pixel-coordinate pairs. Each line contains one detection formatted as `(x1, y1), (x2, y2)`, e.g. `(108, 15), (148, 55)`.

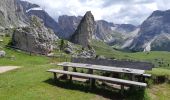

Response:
(44, 78), (146, 100)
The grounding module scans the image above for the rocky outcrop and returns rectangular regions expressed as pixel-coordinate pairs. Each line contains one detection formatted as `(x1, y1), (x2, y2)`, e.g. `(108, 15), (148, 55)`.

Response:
(12, 16), (58, 55)
(75, 49), (96, 58)
(0, 0), (28, 28)
(71, 11), (95, 48)
(129, 10), (170, 51)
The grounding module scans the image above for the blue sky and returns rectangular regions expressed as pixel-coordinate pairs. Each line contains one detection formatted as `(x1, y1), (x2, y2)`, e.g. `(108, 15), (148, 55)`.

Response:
(25, 0), (170, 25)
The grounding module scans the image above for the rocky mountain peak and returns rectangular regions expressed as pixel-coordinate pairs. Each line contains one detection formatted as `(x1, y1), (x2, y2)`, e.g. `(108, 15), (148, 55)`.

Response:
(71, 11), (95, 48)
(129, 9), (170, 51)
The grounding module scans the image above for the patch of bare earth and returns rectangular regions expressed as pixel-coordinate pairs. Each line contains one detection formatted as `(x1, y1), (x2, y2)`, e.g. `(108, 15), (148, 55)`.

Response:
(0, 66), (20, 73)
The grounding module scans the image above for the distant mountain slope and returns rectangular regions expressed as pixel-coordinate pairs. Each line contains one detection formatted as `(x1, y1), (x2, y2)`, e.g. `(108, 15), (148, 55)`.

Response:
(129, 10), (170, 51)
(20, 1), (59, 36)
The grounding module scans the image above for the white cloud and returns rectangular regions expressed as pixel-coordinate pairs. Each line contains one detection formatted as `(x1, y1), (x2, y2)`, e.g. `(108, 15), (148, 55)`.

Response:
(24, 0), (170, 25)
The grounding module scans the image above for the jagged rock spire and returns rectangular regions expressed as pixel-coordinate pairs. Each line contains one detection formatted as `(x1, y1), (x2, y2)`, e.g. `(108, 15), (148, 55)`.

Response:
(71, 11), (95, 48)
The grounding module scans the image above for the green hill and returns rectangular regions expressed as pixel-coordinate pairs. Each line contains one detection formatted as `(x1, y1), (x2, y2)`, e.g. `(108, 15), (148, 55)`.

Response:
(0, 37), (170, 100)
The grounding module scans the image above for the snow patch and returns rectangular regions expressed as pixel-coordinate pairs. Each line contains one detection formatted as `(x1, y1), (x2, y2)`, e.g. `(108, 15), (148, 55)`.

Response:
(26, 7), (43, 13)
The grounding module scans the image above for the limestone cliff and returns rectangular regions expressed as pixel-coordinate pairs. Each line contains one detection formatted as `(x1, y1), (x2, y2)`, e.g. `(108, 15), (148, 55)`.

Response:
(0, 0), (28, 29)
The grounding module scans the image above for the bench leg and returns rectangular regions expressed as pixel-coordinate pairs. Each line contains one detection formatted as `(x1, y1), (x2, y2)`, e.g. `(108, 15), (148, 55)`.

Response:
(69, 75), (72, 82)
(139, 76), (145, 82)
(120, 85), (124, 96)
(88, 69), (93, 83)
(142, 76), (145, 83)
(90, 78), (96, 89)
(53, 73), (57, 80)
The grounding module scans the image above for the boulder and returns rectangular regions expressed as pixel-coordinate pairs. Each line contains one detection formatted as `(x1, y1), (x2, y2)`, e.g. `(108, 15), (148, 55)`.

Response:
(0, 50), (5, 57)
(11, 16), (58, 55)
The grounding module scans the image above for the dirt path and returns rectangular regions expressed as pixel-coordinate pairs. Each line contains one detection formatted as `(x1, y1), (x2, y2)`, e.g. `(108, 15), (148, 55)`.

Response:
(0, 66), (20, 73)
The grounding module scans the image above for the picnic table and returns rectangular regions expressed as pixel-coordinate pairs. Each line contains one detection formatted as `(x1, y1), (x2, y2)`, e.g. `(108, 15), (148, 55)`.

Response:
(48, 62), (151, 94)
(57, 62), (145, 75)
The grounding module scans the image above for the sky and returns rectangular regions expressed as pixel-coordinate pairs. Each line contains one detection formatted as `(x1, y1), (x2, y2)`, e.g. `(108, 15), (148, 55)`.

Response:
(24, 0), (170, 25)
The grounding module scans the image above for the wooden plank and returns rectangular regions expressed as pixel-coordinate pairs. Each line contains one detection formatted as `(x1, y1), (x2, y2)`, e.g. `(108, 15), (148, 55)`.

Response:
(57, 62), (145, 75)
(47, 69), (147, 87)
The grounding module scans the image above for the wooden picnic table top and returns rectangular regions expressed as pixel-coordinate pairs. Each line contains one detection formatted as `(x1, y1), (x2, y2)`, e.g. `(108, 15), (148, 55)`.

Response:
(57, 62), (145, 75)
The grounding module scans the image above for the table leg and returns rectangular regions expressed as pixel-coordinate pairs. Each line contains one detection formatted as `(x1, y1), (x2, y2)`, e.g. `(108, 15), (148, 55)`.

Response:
(90, 78), (96, 89)
(73, 67), (77, 72)
(63, 66), (68, 79)
(131, 74), (135, 81)
(88, 69), (95, 88)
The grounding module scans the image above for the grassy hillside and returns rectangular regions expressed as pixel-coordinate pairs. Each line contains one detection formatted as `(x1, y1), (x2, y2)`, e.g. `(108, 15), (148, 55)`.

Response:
(92, 40), (170, 100)
(0, 37), (170, 100)
(92, 40), (170, 69)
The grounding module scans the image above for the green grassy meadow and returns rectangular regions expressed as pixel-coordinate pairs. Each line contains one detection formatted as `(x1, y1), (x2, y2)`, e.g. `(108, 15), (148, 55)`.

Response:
(0, 38), (170, 100)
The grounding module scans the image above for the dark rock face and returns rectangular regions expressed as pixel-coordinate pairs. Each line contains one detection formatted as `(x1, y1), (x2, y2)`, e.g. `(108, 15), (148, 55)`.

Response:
(71, 11), (95, 48)
(12, 16), (58, 55)
(129, 10), (170, 51)
(57, 15), (82, 39)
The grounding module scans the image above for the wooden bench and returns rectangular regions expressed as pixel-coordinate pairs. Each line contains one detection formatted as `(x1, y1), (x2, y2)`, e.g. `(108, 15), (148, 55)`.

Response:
(47, 69), (147, 88)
